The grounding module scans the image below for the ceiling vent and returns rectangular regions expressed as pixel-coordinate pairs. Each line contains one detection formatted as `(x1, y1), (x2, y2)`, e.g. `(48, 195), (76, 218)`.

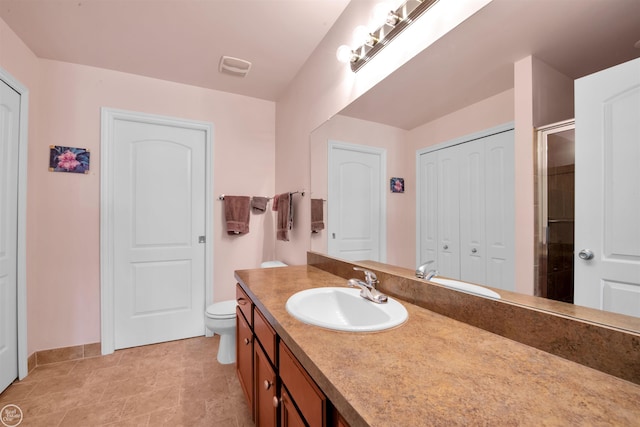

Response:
(219, 56), (252, 78)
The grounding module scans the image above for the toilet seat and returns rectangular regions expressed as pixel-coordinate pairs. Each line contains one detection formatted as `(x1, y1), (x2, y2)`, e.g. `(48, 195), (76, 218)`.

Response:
(206, 300), (237, 319)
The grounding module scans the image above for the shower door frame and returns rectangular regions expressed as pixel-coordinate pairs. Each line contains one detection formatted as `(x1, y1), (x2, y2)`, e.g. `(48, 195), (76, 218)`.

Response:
(535, 119), (575, 299)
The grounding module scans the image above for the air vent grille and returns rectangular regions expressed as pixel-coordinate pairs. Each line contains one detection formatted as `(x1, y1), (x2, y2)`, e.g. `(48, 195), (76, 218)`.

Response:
(218, 56), (252, 78)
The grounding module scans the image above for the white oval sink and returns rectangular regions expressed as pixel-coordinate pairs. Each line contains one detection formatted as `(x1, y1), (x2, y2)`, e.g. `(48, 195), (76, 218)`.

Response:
(430, 277), (501, 299)
(286, 287), (408, 332)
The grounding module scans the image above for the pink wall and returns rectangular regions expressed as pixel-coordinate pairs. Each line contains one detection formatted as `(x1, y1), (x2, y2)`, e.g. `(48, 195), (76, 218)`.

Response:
(30, 60), (275, 351)
(2, 14), (277, 353)
(309, 115), (411, 267)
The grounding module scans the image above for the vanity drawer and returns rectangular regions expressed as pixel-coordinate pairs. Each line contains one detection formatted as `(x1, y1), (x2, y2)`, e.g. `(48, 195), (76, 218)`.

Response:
(279, 341), (327, 427)
(236, 284), (253, 325)
(254, 306), (277, 364)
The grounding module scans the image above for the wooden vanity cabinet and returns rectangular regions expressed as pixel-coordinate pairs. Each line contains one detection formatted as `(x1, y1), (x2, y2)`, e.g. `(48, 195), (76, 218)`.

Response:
(253, 305), (279, 427)
(254, 342), (278, 427)
(236, 306), (254, 417)
(281, 387), (306, 427)
(236, 283), (349, 427)
(279, 341), (327, 426)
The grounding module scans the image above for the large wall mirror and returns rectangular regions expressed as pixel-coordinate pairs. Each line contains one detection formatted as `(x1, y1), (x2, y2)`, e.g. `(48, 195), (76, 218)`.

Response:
(310, 0), (640, 332)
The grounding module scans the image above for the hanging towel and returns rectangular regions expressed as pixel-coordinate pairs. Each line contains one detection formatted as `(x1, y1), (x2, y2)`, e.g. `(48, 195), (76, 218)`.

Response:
(276, 192), (292, 241)
(224, 196), (250, 235)
(272, 193), (280, 211)
(251, 196), (269, 213)
(311, 198), (325, 233)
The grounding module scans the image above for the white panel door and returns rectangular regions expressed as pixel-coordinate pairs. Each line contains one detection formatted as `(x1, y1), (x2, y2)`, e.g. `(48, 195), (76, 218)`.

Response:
(113, 119), (206, 349)
(575, 57), (640, 316)
(459, 139), (486, 284)
(328, 141), (386, 262)
(418, 151), (438, 267)
(484, 130), (515, 291)
(0, 80), (19, 392)
(437, 148), (460, 279)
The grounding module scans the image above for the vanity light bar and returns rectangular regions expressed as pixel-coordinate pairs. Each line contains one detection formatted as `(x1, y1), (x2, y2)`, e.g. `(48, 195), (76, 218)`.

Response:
(349, 0), (440, 72)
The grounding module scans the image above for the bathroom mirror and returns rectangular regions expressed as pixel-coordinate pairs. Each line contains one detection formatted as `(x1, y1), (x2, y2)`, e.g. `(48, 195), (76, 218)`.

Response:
(309, 0), (640, 332)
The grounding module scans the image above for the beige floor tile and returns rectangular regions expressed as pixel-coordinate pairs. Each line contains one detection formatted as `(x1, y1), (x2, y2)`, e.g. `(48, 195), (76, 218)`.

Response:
(121, 386), (180, 418)
(59, 398), (126, 426)
(0, 381), (37, 402)
(1, 337), (248, 427)
(101, 374), (157, 401)
(17, 409), (67, 427)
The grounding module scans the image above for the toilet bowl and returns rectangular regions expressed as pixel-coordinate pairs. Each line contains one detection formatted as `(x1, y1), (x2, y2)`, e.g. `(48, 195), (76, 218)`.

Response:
(205, 300), (238, 364)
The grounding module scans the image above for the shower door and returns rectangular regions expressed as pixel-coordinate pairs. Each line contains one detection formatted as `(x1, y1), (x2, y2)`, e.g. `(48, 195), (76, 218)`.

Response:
(536, 121), (575, 303)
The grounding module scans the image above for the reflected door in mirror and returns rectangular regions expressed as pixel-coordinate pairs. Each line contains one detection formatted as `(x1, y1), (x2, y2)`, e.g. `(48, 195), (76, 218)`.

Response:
(328, 141), (386, 262)
(574, 57), (640, 317)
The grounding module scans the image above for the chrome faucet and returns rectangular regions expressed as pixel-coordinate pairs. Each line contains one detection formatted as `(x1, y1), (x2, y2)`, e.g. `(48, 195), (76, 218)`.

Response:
(416, 261), (438, 280)
(348, 267), (388, 304)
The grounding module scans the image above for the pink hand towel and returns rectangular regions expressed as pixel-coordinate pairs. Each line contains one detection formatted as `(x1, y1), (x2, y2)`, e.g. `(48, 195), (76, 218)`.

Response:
(224, 196), (250, 235)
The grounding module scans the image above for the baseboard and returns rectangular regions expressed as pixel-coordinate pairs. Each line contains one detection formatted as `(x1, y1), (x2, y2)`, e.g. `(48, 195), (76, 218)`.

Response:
(29, 342), (101, 370)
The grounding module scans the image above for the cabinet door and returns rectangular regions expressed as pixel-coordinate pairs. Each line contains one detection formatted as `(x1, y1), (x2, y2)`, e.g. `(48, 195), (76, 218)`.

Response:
(459, 139), (486, 284)
(254, 344), (278, 427)
(236, 308), (254, 418)
(281, 386), (306, 427)
(484, 130), (515, 291)
(437, 147), (460, 279)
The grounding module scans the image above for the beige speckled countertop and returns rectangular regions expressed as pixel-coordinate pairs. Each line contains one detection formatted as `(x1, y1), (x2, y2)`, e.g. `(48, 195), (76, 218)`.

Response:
(235, 265), (640, 427)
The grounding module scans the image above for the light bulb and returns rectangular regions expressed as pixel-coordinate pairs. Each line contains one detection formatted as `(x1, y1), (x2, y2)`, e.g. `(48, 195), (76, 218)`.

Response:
(336, 45), (355, 64)
(352, 25), (370, 46)
(373, 2), (393, 27)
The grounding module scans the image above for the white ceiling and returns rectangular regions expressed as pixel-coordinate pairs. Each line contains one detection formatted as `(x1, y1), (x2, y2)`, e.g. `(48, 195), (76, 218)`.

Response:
(0, 0), (351, 101)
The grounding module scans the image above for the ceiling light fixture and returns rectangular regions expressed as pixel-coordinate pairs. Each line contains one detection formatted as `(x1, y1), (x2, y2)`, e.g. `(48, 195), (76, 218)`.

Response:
(336, 0), (440, 72)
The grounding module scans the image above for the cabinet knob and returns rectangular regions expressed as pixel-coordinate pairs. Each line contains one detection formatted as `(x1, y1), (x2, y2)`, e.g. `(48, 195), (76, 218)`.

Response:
(443, 244), (449, 250)
(471, 248), (477, 254)
(243, 338), (251, 345)
(272, 396), (280, 408)
(263, 380), (273, 390)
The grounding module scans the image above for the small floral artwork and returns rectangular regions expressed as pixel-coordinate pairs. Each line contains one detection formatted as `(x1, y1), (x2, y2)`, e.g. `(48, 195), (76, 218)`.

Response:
(49, 146), (90, 174)
(390, 177), (404, 193)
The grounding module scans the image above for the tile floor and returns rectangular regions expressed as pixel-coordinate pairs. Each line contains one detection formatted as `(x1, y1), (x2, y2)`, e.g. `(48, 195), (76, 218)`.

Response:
(0, 336), (254, 426)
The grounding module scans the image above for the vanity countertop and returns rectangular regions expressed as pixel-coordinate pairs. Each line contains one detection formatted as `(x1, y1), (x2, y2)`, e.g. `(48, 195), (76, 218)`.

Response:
(235, 265), (640, 426)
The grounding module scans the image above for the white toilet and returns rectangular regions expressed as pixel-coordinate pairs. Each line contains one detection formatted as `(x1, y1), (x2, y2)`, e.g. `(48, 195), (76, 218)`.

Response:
(205, 260), (287, 364)
(205, 300), (238, 364)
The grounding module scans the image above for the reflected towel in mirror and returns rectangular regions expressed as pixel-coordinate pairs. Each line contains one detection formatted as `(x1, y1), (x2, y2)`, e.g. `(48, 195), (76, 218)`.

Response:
(311, 198), (324, 233)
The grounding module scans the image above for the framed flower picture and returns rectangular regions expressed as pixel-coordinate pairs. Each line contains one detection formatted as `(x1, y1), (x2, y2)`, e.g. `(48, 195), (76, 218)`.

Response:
(49, 145), (90, 174)
(390, 177), (404, 193)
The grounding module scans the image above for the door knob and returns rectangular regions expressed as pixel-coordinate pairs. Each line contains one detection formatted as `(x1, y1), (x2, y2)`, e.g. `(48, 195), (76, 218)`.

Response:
(578, 249), (594, 260)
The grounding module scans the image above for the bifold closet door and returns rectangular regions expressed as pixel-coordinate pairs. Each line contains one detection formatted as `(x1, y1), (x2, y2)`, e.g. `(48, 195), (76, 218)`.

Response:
(418, 151), (438, 268)
(459, 139), (486, 285)
(437, 148), (460, 279)
(484, 130), (515, 291)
